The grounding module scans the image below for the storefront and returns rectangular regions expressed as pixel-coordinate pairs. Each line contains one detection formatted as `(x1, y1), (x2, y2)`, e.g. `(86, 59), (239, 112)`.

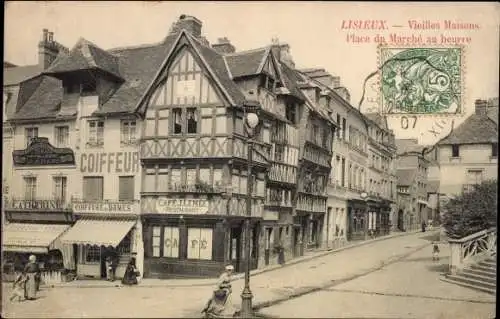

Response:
(2, 200), (75, 282)
(347, 199), (367, 241)
(142, 197), (261, 278)
(59, 200), (142, 280)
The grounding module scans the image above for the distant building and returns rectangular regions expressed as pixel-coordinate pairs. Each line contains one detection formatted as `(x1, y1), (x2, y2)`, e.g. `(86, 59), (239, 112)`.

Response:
(395, 139), (429, 231)
(435, 99), (498, 196)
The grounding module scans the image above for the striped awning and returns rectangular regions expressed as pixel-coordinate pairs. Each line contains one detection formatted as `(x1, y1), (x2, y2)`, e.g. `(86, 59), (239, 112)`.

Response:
(60, 219), (136, 247)
(3, 223), (71, 254)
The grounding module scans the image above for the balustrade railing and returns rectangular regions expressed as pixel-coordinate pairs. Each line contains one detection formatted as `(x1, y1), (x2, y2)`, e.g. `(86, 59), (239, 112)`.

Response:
(268, 163), (297, 184)
(448, 227), (497, 274)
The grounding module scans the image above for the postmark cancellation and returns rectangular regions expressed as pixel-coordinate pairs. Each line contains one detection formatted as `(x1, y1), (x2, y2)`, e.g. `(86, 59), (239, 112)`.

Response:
(379, 45), (465, 117)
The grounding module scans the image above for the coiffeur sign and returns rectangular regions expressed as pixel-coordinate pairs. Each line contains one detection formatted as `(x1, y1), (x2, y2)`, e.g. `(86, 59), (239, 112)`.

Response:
(72, 201), (135, 215)
(156, 199), (209, 215)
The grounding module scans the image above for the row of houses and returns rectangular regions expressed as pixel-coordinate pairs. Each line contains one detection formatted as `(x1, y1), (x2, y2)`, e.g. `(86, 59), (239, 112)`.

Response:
(5, 15), (494, 281)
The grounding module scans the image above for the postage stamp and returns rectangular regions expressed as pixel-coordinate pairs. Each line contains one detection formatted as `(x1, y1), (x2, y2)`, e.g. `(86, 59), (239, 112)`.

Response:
(379, 46), (464, 116)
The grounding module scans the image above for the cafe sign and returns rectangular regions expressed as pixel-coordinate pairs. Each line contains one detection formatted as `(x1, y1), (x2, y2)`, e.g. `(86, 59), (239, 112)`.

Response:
(13, 137), (75, 166)
(156, 198), (209, 215)
(72, 200), (137, 215)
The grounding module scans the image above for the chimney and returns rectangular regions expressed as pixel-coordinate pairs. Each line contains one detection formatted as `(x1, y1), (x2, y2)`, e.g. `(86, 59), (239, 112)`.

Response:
(475, 99), (488, 115)
(38, 29), (67, 70)
(170, 14), (203, 38)
(271, 39), (295, 69)
(212, 37), (235, 54)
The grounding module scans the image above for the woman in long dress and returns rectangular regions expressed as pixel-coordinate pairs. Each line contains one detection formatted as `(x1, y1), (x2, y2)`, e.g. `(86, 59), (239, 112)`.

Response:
(121, 257), (138, 285)
(24, 255), (40, 300)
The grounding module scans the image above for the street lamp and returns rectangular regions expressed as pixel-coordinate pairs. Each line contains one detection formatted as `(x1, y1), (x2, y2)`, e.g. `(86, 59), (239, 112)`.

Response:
(240, 111), (259, 318)
(360, 192), (369, 240)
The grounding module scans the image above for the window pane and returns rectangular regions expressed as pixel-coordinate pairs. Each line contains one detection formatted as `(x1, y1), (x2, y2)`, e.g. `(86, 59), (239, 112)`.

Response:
(119, 176), (135, 201)
(171, 169), (181, 187)
(186, 108), (198, 134)
(83, 177), (103, 200)
(213, 169), (222, 187)
(199, 168), (210, 184)
(143, 174), (156, 192)
(157, 172), (169, 192)
(163, 227), (180, 258)
(186, 168), (197, 186)
(172, 108), (182, 134)
(214, 116), (226, 134)
(187, 228), (213, 260)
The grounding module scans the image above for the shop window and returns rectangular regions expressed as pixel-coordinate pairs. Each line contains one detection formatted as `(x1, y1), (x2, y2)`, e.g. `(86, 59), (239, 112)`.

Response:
(86, 246), (100, 263)
(83, 176), (104, 200)
(187, 228), (213, 260)
(119, 176), (135, 201)
(117, 231), (132, 255)
(163, 226), (180, 258)
(152, 227), (161, 257)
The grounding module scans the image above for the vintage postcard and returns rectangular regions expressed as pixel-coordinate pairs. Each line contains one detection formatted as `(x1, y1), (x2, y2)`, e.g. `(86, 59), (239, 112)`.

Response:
(2, 2), (498, 318)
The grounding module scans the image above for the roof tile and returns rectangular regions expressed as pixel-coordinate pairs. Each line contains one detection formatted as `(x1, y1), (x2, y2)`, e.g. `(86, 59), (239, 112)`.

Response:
(438, 112), (498, 145)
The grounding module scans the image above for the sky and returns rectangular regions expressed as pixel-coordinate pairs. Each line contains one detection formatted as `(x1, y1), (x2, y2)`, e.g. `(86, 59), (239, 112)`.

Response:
(4, 1), (499, 143)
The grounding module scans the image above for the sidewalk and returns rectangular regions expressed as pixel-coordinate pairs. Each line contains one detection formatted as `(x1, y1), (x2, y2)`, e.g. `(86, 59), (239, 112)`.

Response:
(46, 229), (425, 289)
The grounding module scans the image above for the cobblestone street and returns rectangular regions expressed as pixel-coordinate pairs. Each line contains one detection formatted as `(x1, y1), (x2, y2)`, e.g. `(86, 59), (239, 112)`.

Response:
(4, 231), (493, 318)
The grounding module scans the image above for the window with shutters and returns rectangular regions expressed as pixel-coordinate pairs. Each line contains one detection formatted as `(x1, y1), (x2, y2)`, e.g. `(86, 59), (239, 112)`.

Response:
(466, 169), (483, 185)
(54, 126), (69, 147)
(24, 176), (37, 200)
(53, 176), (67, 202)
(121, 120), (137, 144)
(119, 176), (135, 201)
(25, 127), (38, 147)
(83, 176), (103, 200)
(87, 120), (104, 145)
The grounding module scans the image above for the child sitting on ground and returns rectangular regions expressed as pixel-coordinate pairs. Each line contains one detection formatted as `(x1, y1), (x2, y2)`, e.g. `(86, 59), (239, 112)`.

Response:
(432, 242), (440, 261)
(10, 272), (27, 302)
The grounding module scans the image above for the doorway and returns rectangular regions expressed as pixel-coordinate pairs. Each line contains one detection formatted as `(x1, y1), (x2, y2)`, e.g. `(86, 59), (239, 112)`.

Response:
(229, 227), (242, 272)
(292, 226), (301, 257)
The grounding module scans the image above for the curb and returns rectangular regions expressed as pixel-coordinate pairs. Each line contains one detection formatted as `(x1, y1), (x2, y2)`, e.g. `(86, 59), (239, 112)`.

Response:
(41, 230), (434, 289)
(252, 241), (432, 316)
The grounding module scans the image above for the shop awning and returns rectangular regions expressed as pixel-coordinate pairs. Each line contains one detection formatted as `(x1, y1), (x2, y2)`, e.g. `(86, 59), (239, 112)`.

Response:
(3, 223), (71, 254)
(59, 218), (136, 247)
(418, 200), (429, 206)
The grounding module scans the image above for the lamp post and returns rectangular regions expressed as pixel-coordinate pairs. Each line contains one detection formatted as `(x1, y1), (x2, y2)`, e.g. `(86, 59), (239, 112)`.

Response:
(240, 111), (259, 318)
(360, 192), (369, 240)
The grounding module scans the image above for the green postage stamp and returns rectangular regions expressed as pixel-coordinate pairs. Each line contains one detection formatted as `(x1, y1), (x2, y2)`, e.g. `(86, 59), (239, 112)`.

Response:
(379, 46), (464, 115)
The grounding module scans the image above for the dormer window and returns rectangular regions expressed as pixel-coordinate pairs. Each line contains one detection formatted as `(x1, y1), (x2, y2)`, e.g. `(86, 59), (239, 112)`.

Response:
(260, 75), (275, 92)
(285, 102), (297, 124)
(81, 80), (97, 95)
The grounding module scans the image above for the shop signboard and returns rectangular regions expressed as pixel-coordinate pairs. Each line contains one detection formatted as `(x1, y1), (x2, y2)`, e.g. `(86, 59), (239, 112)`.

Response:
(155, 198), (209, 215)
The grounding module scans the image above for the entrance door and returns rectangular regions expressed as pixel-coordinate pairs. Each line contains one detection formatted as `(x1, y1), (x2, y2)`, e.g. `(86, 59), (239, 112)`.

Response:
(229, 228), (242, 272)
(292, 227), (300, 257)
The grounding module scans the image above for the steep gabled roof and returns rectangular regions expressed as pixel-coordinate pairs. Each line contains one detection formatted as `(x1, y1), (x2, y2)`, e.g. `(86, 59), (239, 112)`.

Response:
(9, 75), (64, 121)
(397, 169), (416, 187)
(225, 47), (268, 78)
(437, 112), (498, 145)
(3, 65), (42, 86)
(44, 38), (123, 81)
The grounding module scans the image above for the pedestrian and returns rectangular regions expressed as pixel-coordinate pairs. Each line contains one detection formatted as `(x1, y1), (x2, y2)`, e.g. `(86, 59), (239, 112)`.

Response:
(110, 252), (118, 282)
(105, 255), (113, 281)
(432, 242), (440, 261)
(121, 256), (139, 285)
(421, 221), (426, 232)
(10, 272), (27, 302)
(202, 265), (234, 315)
(23, 255), (40, 300)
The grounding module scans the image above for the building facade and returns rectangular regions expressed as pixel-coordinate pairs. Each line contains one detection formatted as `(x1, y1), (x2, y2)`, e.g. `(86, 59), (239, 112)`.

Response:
(435, 99), (498, 197)
(3, 29), (144, 281)
(395, 139), (430, 231)
(365, 114), (397, 236)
